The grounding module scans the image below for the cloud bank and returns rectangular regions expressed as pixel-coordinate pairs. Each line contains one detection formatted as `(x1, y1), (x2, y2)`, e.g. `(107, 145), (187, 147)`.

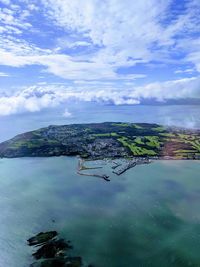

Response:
(0, 76), (199, 116)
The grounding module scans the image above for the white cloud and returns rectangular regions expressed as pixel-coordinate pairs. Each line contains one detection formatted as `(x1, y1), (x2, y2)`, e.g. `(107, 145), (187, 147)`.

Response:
(0, 4), (32, 35)
(41, 0), (200, 68)
(174, 68), (194, 74)
(0, 0), (199, 82)
(0, 49), (147, 80)
(63, 109), (72, 118)
(0, 92), (58, 115)
(0, 72), (9, 77)
(131, 77), (200, 101)
(0, 76), (199, 116)
(0, 0), (10, 5)
(55, 38), (92, 50)
(187, 50), (200, 73)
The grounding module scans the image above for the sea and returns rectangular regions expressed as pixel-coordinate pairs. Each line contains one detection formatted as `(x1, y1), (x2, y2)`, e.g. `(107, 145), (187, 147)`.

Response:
(0, 103), (200, 267)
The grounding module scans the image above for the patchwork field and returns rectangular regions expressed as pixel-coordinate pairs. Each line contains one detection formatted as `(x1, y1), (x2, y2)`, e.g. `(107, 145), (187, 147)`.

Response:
(0, 122), (200, 159)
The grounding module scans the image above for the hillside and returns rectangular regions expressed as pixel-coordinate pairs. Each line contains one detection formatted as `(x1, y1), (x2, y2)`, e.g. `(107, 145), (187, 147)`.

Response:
(0, 122), (200, 159)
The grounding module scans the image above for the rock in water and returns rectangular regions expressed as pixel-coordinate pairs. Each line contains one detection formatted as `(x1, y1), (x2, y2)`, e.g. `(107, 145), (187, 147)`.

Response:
(65, 257), (82, 267)
(30, 257), (82, 267)
(28, 231), (83, 267)
(28, 231), (58, 246)
(30, 258), (65, 267)
(33, 239), (72, 259)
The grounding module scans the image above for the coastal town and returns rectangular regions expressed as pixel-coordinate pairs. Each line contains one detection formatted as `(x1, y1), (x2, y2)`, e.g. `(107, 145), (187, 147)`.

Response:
(0, 122), (200, 161)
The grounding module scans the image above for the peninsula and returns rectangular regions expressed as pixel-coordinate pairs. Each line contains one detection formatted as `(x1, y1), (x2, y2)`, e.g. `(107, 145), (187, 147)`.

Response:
(0, 122), (200, 160)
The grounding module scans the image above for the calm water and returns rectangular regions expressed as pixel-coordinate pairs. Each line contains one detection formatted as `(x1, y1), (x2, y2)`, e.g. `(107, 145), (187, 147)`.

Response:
(0, 157), (200, 267)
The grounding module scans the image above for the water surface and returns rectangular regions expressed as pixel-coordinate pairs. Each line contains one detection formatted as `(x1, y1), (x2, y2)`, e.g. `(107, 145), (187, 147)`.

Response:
(0, 157), (200, 267)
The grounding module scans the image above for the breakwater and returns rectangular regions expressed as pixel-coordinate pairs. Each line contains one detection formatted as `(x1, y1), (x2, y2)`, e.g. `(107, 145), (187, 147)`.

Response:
(77, 157), (110, 181)
(113, 158), (151, 175)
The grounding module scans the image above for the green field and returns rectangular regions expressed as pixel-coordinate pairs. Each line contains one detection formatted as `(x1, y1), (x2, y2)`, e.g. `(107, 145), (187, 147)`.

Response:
(1, 122), (200, 159)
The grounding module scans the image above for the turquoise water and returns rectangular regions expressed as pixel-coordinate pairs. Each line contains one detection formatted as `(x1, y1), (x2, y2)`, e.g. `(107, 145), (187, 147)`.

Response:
(0, 157), (200, 267)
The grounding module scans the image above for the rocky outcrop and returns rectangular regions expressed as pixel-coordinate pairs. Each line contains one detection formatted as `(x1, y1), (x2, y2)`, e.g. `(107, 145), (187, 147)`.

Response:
(28, 231), (58, 246)
(28, 231), (92, 267)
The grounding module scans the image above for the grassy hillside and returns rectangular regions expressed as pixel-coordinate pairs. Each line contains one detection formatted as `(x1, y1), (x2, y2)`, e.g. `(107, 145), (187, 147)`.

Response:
(0, 122), (200, 159)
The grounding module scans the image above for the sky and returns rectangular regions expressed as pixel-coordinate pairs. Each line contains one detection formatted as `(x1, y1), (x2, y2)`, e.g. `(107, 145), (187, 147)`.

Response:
(0, 0), (200, 117)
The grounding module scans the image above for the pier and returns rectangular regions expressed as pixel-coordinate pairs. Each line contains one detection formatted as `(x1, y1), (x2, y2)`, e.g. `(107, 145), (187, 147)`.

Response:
(77, 157), (110, 181)
(113, 158), (151, 175)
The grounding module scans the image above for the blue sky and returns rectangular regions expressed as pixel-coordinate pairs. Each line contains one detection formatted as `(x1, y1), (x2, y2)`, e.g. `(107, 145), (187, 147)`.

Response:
(0, 0), (200, 116)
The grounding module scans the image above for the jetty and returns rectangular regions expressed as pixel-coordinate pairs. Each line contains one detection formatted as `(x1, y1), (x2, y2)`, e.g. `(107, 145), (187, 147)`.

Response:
(113, 158), (151, 175)
(77, 157), (110, 181)
(111, 161), (122, 169)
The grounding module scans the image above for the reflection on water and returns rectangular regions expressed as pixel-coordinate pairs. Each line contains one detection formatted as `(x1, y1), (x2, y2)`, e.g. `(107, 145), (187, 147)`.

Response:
(0, 157), (200, 267)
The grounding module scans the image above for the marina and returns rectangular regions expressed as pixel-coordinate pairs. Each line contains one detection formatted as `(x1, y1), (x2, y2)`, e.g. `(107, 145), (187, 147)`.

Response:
(77, 157), (151, 181)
